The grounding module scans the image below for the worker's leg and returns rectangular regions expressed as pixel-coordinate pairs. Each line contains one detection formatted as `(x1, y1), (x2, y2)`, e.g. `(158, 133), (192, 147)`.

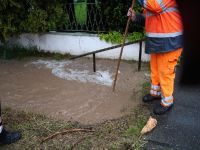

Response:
(154, 48), (182, 115)
(143, 54), (161, 102)
(150, 54), (161, 97)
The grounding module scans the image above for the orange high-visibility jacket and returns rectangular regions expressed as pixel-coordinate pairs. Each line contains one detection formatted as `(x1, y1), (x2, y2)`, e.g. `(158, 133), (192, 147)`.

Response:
(137, 0), (183, 54)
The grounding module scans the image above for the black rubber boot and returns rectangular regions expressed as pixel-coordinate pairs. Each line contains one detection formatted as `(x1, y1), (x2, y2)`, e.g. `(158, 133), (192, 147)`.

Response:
(143, 94), (161, 103)
(0, 128), (21, 145)
(153, 104), (174, 115)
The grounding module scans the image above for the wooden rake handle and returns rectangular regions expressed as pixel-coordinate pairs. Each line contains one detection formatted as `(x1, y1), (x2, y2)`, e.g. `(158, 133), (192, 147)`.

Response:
(112, 0), (136, 92)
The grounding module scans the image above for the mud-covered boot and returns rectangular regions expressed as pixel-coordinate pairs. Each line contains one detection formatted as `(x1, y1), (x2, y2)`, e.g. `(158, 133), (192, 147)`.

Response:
(0, 128), (21, 145)
(143, 94), (161, 103)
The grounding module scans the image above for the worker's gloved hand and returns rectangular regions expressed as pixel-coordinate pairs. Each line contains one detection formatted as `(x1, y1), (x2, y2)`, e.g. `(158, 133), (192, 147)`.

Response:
(127, 8), (136, 21)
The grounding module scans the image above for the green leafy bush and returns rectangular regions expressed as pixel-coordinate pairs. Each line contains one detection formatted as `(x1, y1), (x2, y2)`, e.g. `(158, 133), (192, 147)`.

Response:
(99, 31), (123, 43)
(46, 3), (69, 31)
(20, 8), (48, 33)
(0, 0), (68, 42)
(127, 32), (145, 42)
(99, 31), (144, 44)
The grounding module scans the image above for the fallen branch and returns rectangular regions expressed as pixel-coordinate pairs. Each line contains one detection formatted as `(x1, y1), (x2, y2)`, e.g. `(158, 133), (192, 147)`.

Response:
(41, 128), (95, 143)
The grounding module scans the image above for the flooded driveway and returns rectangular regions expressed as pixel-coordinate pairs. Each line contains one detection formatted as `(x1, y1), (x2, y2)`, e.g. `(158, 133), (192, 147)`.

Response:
(0, 58), (148, 125)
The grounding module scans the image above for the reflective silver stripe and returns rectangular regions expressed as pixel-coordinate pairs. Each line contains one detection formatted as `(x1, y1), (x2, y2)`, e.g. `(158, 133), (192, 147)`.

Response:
(161, 96), (173, 106)
(146, 7), (178, 17)
(163, 7), (178, 13)
(146, 32), (183, 37)
(144, 0), (148, 8)
(151, 84), (161, 91)
(150, 90), (161, 96)
(162, 96), (173, 102)
(150, 90), (157, 95)
(161, 100), (173, 106)
(156, 0), (166, 11)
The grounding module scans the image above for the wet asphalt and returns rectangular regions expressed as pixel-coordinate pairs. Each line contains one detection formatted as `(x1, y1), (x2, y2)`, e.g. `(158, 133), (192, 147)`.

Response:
(143, 68), (200, 150)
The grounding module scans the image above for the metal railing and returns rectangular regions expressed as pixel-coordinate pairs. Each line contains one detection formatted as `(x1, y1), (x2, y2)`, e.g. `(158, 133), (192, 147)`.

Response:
(70, 39), (145, 72)
(64, 2), (145, 72)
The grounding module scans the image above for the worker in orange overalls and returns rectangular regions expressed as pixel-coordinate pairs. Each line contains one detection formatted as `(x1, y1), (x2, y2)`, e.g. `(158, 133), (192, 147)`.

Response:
(127, 0), (183, 115)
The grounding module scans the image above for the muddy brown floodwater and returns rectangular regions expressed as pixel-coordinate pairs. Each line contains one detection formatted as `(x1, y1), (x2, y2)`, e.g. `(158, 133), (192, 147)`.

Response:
(0, 58), (149, 125)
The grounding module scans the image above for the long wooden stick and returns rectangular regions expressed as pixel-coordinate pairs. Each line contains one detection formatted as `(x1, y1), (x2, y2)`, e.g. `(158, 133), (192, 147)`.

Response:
(41, 128), (94, 143)
(112, 0), (136, 92)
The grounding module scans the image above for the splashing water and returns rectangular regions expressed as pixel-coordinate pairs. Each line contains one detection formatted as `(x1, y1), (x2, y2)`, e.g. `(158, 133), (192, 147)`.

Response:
(32, 60), (113, 86)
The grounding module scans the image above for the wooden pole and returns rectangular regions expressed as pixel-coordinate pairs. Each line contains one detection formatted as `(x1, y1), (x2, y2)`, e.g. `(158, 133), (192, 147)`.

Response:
(112, 0), (136, 92)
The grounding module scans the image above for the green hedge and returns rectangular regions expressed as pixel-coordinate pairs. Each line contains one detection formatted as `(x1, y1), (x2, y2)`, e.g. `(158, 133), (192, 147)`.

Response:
(99, 31), (145, 44)
(0, 0), (68, 43)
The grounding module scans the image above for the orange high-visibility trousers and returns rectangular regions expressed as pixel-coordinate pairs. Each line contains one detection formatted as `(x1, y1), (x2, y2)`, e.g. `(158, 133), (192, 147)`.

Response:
(150, 48), (182, 107)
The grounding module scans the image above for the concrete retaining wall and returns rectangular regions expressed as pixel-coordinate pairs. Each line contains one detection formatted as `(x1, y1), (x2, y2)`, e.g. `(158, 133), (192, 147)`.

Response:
(11, 32), (150, 61)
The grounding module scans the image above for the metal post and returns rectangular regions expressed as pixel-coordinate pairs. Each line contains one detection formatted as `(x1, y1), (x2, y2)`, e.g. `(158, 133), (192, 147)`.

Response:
(138, 41), (142, 71)
(93, 53), (96, 72)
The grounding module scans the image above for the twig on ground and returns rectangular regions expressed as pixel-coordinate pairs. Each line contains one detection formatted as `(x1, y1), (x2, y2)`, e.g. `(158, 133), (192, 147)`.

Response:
(41, 128), (95, 143)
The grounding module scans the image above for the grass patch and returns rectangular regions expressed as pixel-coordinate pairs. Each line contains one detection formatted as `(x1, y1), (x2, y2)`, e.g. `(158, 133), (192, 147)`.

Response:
(1, 105), (150, 150)
(142, 81), (151, 97)
(0, 44), (71, 60)
(122, 110), (147, 150)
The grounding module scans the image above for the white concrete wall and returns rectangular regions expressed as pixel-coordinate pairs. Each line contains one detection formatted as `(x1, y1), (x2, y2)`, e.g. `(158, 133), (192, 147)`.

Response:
(13, 32), (150, 61)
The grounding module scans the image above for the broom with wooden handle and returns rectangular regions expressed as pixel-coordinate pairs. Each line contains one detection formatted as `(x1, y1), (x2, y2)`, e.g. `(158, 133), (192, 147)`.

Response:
(112, 0), (136, 92)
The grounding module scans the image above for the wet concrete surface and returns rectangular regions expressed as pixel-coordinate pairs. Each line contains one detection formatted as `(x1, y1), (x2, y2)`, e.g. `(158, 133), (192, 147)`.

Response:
(144, 68), (200, 150)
